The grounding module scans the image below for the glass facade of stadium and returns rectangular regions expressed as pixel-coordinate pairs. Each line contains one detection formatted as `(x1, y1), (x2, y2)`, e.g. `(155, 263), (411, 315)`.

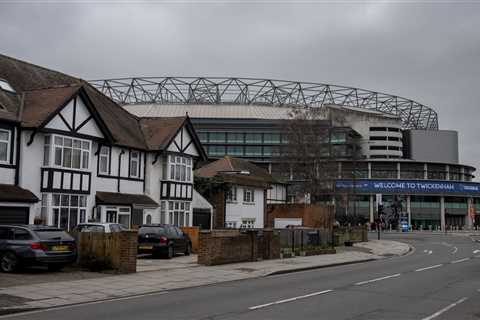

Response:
(192, 118), (480, 231)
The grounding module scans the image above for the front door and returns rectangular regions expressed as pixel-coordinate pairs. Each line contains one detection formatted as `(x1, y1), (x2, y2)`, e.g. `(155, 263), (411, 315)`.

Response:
(106, 210), (117, 223)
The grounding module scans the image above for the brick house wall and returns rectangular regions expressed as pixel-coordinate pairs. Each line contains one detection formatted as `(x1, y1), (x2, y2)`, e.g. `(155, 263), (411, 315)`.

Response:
(266, 204), (335, 229)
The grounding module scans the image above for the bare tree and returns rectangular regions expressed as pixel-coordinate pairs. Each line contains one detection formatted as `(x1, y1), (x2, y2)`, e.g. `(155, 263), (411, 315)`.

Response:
(278, 107), (342, 203)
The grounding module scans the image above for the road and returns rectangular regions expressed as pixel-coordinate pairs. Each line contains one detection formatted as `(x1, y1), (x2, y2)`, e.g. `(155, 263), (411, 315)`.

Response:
(3, 233), (480, 320)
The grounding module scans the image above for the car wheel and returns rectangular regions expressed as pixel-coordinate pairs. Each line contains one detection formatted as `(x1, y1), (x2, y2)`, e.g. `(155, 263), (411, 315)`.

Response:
(0, 252), (19, 273)
(184, 243), (192, 256)
(47, 264), (64, 272)
(166, 245), (174, 259)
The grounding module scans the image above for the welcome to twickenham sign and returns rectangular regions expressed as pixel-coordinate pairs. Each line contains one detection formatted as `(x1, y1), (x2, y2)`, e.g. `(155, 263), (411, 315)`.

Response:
(335, 179), (480, 196)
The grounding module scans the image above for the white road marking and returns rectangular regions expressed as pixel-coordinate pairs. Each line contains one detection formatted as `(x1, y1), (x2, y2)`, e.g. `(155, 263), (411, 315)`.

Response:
(473, 249), (480, 254)
(248, 289), (333, 310)
(451, 258), (470, 264)
(451, 247), (458, 254)
(421, 297), (468, 320)
(354, 273), (401, 286)
(415, 264), (443, 272)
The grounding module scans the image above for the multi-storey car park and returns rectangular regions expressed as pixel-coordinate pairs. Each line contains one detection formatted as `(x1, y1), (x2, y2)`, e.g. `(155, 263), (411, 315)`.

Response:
(91, 77), (480, 231)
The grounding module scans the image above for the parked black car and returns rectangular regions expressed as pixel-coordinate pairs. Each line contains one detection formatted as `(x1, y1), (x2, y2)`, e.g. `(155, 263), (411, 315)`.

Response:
(0, 225), (77, 273)
(138, 224), (191, 259)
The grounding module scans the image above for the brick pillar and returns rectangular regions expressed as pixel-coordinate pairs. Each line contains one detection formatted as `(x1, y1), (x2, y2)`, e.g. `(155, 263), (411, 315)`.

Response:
(211, 190), (226, 229)
(198, 231), (213, 265)
(117, 231), (137, 273)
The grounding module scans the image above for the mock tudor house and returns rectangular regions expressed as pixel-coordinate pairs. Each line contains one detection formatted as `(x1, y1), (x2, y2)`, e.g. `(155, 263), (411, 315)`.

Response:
(195, 156), (278, 229)
(0, 54), (207, 229)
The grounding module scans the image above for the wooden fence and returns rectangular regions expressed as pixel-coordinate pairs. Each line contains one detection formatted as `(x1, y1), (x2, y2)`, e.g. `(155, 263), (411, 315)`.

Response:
(77, 231), (138, 273)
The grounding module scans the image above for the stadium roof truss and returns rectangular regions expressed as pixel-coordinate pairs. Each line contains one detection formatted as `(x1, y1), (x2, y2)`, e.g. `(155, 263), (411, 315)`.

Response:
(89, 77), (438, 130)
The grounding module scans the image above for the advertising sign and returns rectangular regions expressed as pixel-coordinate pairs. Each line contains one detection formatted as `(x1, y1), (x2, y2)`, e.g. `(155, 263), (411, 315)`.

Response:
(336, 179), (480, 195)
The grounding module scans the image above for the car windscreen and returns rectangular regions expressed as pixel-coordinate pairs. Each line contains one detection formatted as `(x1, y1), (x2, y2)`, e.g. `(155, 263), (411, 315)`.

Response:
(81, 225), (105, 232)
(139, 227), (165, 235)
(35, 230), (74, 241)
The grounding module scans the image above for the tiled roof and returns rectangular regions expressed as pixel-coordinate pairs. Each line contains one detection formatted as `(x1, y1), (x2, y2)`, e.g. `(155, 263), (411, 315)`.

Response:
(139, 117), (186, 150)
(22, 85), (80, 127)
(96, 191), (158, 207)
(0, 184), (39, 203)
(196, 156), (275, 188)
(0, 54), (195, 152)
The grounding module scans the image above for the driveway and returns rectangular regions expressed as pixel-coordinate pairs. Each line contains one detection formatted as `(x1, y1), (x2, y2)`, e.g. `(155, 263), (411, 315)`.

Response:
(0, 266), (107, 288)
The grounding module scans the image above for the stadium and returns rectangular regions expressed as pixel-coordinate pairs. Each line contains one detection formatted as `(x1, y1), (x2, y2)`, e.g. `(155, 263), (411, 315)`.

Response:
(90, 77), (480, 231)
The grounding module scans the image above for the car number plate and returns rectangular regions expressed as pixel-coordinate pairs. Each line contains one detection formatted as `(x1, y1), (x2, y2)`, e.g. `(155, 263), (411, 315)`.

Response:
(52, 245), (69, 252)
(139, 245), (153, 250)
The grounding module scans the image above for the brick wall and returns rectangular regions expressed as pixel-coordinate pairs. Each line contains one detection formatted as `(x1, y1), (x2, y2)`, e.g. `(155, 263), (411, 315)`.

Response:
(266, 204), (335, 229)
(198, 229), (280, 266)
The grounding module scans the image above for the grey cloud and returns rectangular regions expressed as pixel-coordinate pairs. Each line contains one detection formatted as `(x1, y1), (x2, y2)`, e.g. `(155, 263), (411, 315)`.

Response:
(1, 1), (479, 172)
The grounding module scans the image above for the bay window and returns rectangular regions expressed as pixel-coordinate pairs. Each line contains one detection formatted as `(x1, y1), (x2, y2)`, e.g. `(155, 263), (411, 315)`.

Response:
(167, 200), (191, 227)
(168, 155), (192, 182)
(0, 129), (10, 163)
(44, 134), (90, 170)
(51, 194), (87, 231)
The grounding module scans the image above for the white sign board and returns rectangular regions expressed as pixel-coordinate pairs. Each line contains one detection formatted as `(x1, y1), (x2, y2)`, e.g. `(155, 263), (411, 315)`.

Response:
(274, 218), (302, 229)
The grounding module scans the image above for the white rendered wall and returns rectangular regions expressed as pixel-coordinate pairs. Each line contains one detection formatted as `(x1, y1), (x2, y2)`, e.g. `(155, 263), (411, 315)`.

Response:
(225, 186), (264, 228)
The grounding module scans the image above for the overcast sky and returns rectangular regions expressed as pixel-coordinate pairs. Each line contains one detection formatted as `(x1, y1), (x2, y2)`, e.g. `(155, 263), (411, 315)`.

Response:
(1, 1), (480, 175)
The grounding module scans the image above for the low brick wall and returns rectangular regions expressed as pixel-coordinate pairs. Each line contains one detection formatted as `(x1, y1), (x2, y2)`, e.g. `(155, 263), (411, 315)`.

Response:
(78, 231), (137, 273)
(181, 226), (200, 253)
(198, 229), (280, 266)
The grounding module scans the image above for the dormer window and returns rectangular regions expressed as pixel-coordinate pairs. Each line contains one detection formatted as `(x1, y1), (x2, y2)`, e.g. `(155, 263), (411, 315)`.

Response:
(0, 79), (15, 94)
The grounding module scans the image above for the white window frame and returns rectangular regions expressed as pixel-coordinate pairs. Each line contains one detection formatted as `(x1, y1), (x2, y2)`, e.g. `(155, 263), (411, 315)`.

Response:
(241, 218), (255, 229)
(50, 194), (88, 231)
(46, 134), (91, 170)
(160, 201), (167, 224)
(0, 129), (11, 164)
(226, 185), (237, 202)
(129, 150), (140, 178)
(167, 200), (191, 227)
(104, 206), (131, 228)
(243, 188), (255, 204)
(168, 155), (192, 183)
(98, 146), (110, 175)
(226, 221), (237, 228)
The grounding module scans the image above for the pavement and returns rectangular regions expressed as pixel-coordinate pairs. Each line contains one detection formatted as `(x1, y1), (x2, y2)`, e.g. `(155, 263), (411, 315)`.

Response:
(0, 239), (409, 315)
(2, 232), (479, 320)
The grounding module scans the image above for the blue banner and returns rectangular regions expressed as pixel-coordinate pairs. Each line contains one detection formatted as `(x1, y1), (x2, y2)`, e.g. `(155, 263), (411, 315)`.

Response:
(335, 179), (480, 195)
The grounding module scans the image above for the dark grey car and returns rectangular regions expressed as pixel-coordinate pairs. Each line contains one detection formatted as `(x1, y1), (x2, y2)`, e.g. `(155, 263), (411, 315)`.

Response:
(138, 224), (191, 259)
(0, 225), (77, 273)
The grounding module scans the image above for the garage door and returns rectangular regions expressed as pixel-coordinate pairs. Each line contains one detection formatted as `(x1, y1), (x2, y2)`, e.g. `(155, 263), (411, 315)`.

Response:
(0, 207), (29, 224)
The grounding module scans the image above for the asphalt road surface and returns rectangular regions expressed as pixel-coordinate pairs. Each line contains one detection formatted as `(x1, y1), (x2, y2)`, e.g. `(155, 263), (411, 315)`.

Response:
(3, 233), (480, 320)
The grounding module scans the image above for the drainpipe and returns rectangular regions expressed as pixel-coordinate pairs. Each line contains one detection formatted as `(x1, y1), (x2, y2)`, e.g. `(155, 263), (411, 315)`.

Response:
(118, 150), (125, 192)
